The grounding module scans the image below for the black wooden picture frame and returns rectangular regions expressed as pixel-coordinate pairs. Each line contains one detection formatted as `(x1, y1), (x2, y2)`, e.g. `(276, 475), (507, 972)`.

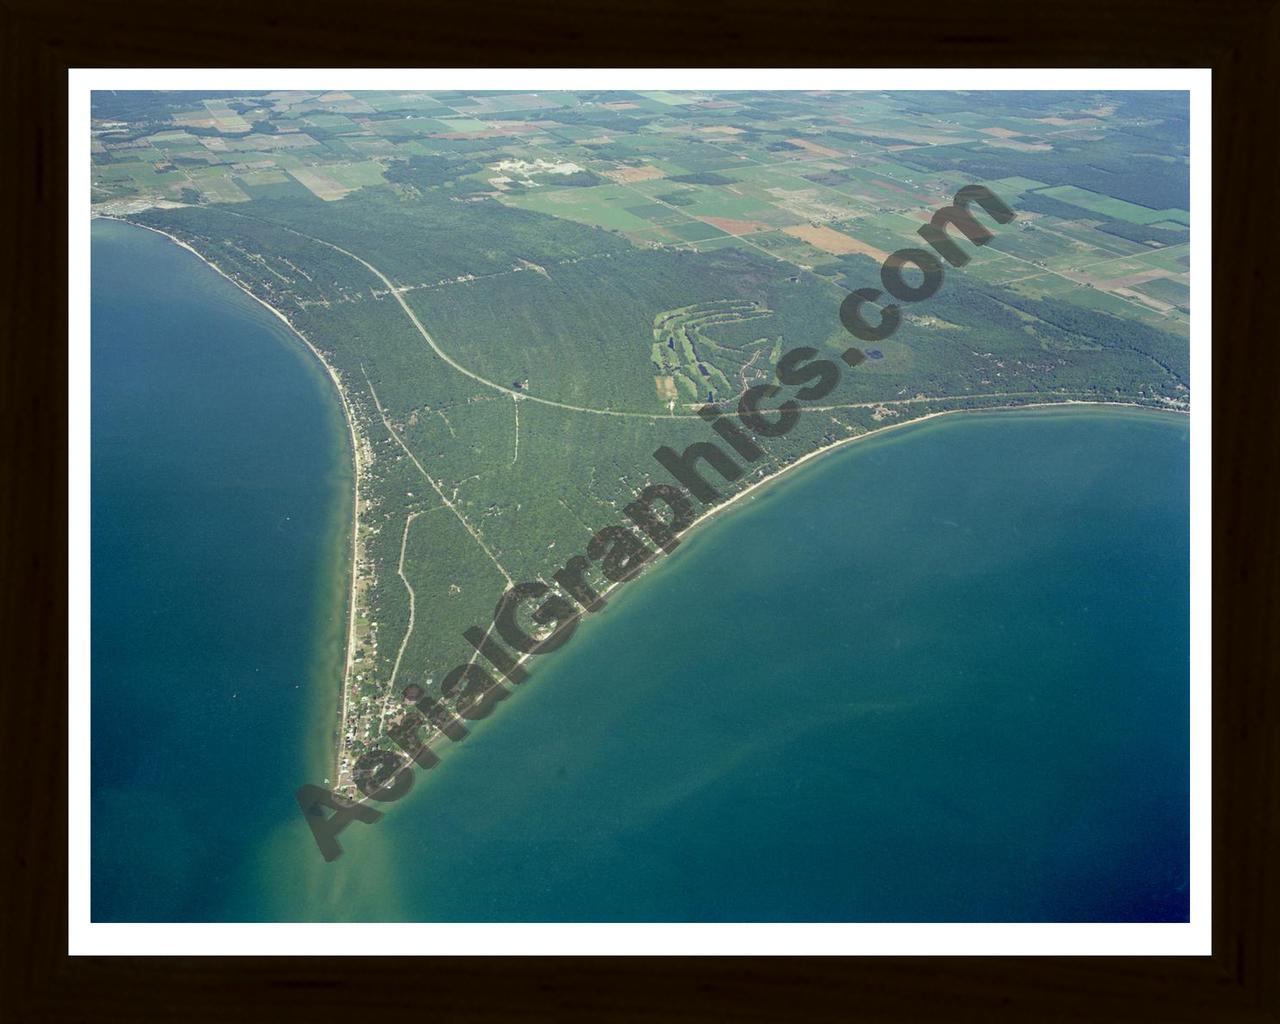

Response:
(3, 0), (1276, 1018)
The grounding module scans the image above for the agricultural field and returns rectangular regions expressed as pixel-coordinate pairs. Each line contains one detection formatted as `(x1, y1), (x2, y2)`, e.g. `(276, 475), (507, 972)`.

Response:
(92, 89), (1192, 794)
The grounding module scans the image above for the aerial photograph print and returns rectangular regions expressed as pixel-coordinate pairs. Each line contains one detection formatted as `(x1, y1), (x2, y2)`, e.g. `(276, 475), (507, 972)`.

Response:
(86, 82), (1196, 931)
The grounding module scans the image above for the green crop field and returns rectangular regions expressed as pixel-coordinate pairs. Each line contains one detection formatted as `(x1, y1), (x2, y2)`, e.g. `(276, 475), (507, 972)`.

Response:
(1037, 184), (1190, 226)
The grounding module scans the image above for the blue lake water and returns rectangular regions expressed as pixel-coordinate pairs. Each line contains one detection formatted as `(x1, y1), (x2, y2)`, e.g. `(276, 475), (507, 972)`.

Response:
(91, 219), (350, 921)
(91, 219), (1190, 922)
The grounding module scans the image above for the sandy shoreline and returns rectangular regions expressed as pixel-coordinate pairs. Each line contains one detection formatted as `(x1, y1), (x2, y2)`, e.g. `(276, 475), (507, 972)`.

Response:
(97, 214), (1188, 798)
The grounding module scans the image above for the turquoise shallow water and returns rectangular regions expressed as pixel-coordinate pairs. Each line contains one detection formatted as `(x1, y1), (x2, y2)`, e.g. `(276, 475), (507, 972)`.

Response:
(92, 220), (1190, 922)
